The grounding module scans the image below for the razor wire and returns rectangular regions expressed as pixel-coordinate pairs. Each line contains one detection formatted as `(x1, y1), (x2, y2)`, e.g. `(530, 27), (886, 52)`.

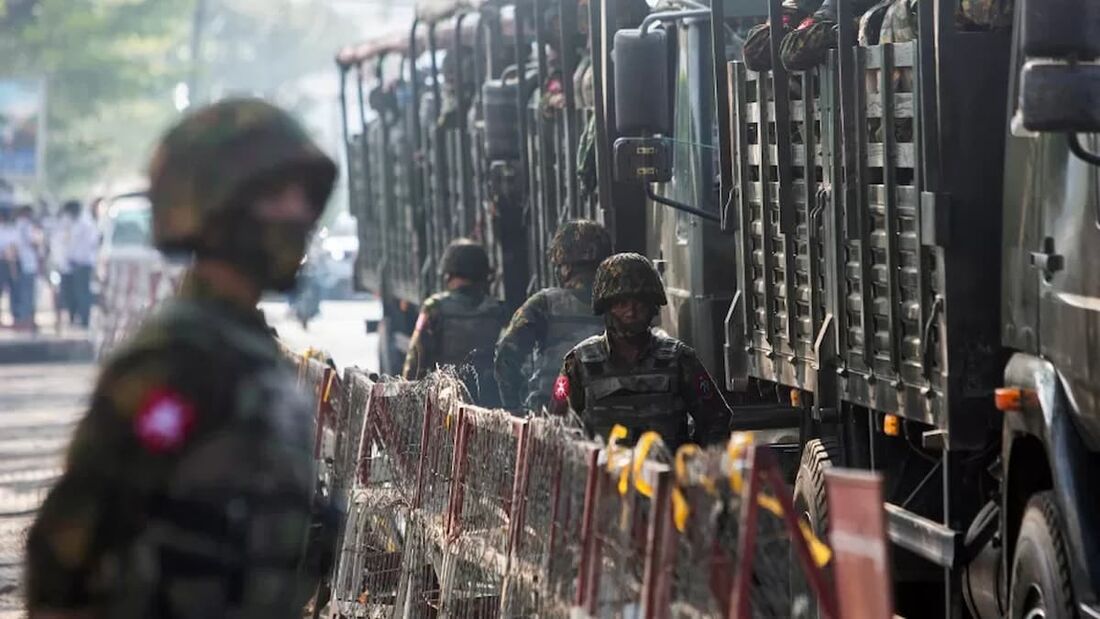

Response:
(318, 367), (847, 619)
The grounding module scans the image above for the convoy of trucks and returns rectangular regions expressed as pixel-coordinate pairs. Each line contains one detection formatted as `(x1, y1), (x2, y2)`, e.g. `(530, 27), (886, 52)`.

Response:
(334, 0), (1100, 615)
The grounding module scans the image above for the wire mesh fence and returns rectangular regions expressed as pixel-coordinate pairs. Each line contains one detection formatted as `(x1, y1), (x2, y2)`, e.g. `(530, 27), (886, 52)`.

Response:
(313, 367), (851, 619)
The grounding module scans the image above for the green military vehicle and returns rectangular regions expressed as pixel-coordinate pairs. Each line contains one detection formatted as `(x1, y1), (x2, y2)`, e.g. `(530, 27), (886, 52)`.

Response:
(335, 0), (1099, 614)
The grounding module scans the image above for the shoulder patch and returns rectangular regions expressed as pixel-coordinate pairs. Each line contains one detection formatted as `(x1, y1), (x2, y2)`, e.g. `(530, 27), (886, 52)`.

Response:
(553, 375), (571, 402)
(133, 387), (197, 454)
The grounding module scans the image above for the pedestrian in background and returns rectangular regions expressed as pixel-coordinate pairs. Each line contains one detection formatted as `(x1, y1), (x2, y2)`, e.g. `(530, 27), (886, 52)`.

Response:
(12, 204), (42, 331)
(63, 199), (98, 327)
(0, 206), (16, 326)
(44, 201), (72, 331)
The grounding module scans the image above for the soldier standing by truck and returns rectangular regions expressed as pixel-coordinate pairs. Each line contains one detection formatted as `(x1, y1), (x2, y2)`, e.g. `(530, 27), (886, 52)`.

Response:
(550, 253), (732, 450)
(495, 220), (611, 411)
(24, 98), (340, 618)
(402, 238), (506, 407)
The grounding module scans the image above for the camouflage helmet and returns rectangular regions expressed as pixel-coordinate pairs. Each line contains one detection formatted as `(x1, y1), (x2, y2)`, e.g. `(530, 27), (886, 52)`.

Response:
(592, 252), (667, 315)
(440, 238), (491, 280)
(147, 98), (337, 251)
(550, 220), (612, 267)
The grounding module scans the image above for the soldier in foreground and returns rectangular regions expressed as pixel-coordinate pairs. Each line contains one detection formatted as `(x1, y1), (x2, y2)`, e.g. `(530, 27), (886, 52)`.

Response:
(25, 99), (339, 618)
(495, 220), (610, 411)
(402, 238), (506, 407)
(550, 253), (733, 450)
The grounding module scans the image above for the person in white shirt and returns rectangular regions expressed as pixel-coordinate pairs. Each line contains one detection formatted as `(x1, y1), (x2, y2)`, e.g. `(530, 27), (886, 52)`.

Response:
(0, 206), (17, 325)
(12, 204), (42, 330)
(63, 200), (99, 326)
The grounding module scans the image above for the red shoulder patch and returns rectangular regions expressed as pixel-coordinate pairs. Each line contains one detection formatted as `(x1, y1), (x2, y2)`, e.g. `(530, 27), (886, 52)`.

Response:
(133, 388), (196, 454)
(695, 373), (715, 400)
(553, 375), (571, 402)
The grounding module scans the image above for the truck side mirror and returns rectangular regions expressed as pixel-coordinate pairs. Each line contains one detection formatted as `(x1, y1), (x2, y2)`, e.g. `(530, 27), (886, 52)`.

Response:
(1017, 0), (1100, 134)
(612, 27), (671, 136)
(1018, 61), (1100, 133)
(612, 27), (673, 182)
(1022, 0), (1100, 59)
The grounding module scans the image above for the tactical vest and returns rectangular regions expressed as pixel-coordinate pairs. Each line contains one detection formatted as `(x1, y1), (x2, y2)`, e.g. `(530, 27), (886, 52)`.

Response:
(574, 334), (691, 449)
(434, 290), (506, 368)
(526, 288), (604, 409)
(435, 290), (506, 407)
(106, 300), (327, 619)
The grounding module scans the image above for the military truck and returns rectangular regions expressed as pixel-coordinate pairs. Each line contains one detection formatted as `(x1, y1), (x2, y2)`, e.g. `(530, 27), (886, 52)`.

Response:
(335, 0), (1099, 615)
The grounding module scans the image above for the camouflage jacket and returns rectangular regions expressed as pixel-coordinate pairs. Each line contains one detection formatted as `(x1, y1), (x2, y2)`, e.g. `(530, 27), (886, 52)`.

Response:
(402, 285), (506, 382)
(494, 273), (603, 410)
(550, 331), (733, 450)
(25, 275), (325, 618)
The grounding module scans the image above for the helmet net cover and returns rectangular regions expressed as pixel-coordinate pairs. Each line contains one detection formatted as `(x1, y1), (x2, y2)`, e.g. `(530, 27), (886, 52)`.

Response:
(549, 219), (612, 267)
(440, 238), (492, 281)
(148, 98), (337, 252)
(592, 252), (667, 315)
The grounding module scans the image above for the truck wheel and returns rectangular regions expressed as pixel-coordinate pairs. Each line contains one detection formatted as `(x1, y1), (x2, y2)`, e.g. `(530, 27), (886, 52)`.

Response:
(790, 438), (837, 614)
(1010, 491), (1076, 618)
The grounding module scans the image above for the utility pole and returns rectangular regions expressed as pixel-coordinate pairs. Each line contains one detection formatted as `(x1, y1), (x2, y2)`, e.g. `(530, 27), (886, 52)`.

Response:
(187, 0), (209, 107)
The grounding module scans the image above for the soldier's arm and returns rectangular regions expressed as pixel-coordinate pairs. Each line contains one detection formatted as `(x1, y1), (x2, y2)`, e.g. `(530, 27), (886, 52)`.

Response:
(548, 352), (585, 417)
(494, 292), (551, 408)
(678, 347), (734, 447)
(25, 349), (207, 613)
(402, 300), (439, 380)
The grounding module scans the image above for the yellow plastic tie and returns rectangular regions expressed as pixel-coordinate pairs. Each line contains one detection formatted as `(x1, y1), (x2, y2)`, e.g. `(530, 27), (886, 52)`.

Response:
(672, 487), (690, 533)
(755, 492), (832, 568)
(726, 432), (754, 493)
(607, 425), (631, 494)
(322, 372), (337, 404)
(631, 431), (662, 498)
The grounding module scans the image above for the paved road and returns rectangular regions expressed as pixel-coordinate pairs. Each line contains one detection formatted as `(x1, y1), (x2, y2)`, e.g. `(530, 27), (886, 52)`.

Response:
(261, 298), (382, 373)
(0, 363), (95, 618)
(0, 300), (380, 617)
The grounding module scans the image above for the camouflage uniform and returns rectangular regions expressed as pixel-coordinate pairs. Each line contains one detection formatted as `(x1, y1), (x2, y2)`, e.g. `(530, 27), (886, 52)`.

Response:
(742, 0), (821, 71)
(495, 221), (611, 411)
(551, 253), (732, 451)
(779, 0), (878, 71)
(25, 99), (339, 618)
(958, 0), (1013, 30)
(403, 239), (506, 406)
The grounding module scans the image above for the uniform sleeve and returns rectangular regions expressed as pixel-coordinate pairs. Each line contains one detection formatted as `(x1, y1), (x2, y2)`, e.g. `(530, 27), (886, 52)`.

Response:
(494, 292), (551, 408)
(678, 347), (733, 447)
(548, 352), (585, 417)
(25, 347), (212, 611)
(402, 300), (440, 380)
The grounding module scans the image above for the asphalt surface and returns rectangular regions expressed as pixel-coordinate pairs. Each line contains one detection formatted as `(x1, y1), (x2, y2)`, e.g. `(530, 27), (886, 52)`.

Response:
(0, 363), (95, 618)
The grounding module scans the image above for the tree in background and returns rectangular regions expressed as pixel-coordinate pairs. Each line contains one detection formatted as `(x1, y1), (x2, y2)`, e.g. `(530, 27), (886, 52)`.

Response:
(0, 0), (358, 197)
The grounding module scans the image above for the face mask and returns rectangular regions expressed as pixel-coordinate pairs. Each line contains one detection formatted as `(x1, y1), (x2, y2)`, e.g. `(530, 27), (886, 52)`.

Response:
(605, 305), (654, 339)
(208, 216), (314, 292)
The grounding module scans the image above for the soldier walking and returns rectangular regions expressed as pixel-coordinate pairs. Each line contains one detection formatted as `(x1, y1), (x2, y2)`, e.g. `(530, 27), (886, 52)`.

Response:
(402, 238), (506, 407)
(550, 252), (733, 451)
(25, 99), (340, 619)
(495, 220), (611, 412)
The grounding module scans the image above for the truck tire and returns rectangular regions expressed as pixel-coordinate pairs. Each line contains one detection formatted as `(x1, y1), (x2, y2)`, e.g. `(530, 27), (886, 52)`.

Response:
(1010, 491), (1076, 618)
(790, 438), (838, 615)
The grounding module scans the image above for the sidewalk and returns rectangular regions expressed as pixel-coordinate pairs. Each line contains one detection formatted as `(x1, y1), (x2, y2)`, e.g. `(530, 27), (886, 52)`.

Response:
(0, 286), (94, 365)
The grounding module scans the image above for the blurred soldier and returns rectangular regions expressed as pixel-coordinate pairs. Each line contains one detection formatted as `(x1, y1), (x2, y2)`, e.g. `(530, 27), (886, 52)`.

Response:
(25, 98), (340, 619)
(778, 0), (879, 71)
(403, 238), (506, 407)
(550, 253), (732, 451)
(495, 220), (611, 411)
(742, 0), (821, 71)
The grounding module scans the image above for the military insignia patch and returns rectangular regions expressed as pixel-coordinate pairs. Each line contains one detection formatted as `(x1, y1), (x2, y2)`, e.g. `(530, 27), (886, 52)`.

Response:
(553, 375), (570, 402)
(695, 373), (714, 400)
(134, 388), (196, 453)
